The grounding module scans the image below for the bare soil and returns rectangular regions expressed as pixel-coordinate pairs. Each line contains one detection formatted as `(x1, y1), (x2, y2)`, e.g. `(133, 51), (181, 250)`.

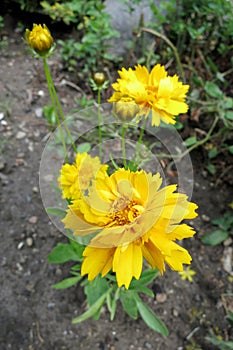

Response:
(0, 16), (233, 350)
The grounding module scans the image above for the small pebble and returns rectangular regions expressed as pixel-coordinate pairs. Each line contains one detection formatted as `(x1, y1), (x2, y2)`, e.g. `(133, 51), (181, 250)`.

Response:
(26, 237), (33, 247)
(156, 293), (167, 303)
(28, 216), (38, 224)
(16, 131), (26, 140)
(173, 309), (179, 317)
(47, 302), (55, 309)
(16, 262), (23, 271)
(38, 90), (44, 97)
(17, 241), (24, 250)
(32, 186), (39, 193)
(35, 107), (43, 118)
(202, 214), (210, 222)
(0, 159), (6, 171)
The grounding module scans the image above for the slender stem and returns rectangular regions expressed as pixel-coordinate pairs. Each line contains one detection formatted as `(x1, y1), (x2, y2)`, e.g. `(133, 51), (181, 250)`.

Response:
(97, 87), (103, 160)
(121, 124), (128, 168)
(157, 115), (219, 159)
(141, 27), (185, 81)
(138, 118), (147, 145)
(134, 118), (147, 166)
(43, 58), (68, 160)
(43, 58), (76, 153)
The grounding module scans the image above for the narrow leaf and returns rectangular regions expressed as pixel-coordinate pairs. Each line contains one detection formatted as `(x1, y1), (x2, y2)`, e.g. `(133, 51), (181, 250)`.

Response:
(47, 243), (79, 263)
(135, 298), (169, 336)
(52, 275), (82, 289)
(84, 275), (109, 307)
(72, 293), (107, 324)
(120, 290), (138, 319)
(76, 142), (91, 154)
(204, 81), (223, 98)
(201, 230), (228, 245)
(46, 207), (66, 219)
(184, 136), (197, 147)
(130, 268), (159, 289)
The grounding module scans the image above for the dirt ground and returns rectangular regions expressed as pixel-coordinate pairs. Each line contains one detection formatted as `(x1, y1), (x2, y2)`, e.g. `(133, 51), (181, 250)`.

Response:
(0, 17), (233, 350)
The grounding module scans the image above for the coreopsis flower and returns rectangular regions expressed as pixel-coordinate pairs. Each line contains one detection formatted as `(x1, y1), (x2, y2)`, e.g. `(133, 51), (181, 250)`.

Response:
(25, 24), (55, 57)
(63, 168), (198, 289)
(58, 152), (108, 201)
(178, 266), (196, 282)
(108, 64), (189, 126)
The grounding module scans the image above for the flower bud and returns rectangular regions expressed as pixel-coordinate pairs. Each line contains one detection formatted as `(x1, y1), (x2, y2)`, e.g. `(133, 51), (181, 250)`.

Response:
(25, 24), (54, 56)
(93, 72), (106, 86)
(113, 98), (139, 122)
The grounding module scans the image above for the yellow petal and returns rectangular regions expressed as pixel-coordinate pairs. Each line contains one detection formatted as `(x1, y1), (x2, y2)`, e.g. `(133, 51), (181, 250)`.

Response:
(142, 239), (165, 273)
(113, 242), (143, 289)
(81, 246), (114, 280)
(165, 247), (192, 271)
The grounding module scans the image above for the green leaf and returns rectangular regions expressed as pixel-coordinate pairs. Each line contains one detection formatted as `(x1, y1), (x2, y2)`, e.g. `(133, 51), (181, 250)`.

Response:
(47, 243), (80, 263)
(46, 207), (66, 219)
(208, 148), (218, 159)
(133, 286), (154, 297)
(206, 163), (216, 175)
(201, 229), (229, 245)
(227, 310), (233, 326)
(174, 121), (184, 130)
(206, 335), (233, 350)
(52, 275), (82, 289)
(130, 268), (159, 289)
(108, 288), (119, 321)
(71, 264), (81, 271)
(184, 136), (197, 147)
(76, 142), (91, 153)
(228, 146), (233, 155)
(120, 290), (138, 319)
(72, 292), (108, 324)
(69, 239), (85, 259)
(135, 297), (169, 335)
(225, 111), (233, 121)
(84, 275), (109, 315)
(204, 81), (223, 98)
(224, 97), (233, 109)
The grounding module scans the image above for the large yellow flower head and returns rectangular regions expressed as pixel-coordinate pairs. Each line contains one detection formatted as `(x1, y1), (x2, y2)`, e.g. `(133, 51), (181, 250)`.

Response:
(25, 24), (54, 56)
(58, 152), (108, 201)
(108, 64), (189, 126)
(63, 168), (198, 289)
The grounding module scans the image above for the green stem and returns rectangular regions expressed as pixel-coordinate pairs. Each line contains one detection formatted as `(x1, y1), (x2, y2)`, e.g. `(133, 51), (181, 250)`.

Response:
(141, 27), (185, 81)
(97, 87), (103, 160)
(121, 124), (128, 168)
(43, 58), (67, 160)
(43, 58), (76, 154)
(134, 118), (147, 166)
(157, 115), (219, 159)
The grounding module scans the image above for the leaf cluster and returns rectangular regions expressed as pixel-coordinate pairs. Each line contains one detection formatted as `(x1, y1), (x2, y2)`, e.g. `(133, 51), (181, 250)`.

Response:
(47, 238), (168, 335)
(201, 211), (233, 246)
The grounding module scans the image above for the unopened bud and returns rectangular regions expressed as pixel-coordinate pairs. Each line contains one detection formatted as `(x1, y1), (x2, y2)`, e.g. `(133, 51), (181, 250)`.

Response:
(113, 98), (139, 122)
(25, 24), (54, 56)
(93, 72), (106, 86)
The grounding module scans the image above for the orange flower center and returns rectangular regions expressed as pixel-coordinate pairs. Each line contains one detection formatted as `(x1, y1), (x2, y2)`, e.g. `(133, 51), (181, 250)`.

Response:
(108, 199), (143, 226)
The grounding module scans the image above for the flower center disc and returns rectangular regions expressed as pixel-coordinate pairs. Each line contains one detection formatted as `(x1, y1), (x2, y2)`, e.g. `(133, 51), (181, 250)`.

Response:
(109, 199), (143, 227)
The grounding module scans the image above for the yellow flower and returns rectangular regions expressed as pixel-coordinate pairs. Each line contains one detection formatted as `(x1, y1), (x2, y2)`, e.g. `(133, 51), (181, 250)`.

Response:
(58, 152), (108, 201)
(178, 266), (196, 282)
(108, 64), (189, 126)
(25, 24), (54, 55)
(63, 168), (198, 289)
